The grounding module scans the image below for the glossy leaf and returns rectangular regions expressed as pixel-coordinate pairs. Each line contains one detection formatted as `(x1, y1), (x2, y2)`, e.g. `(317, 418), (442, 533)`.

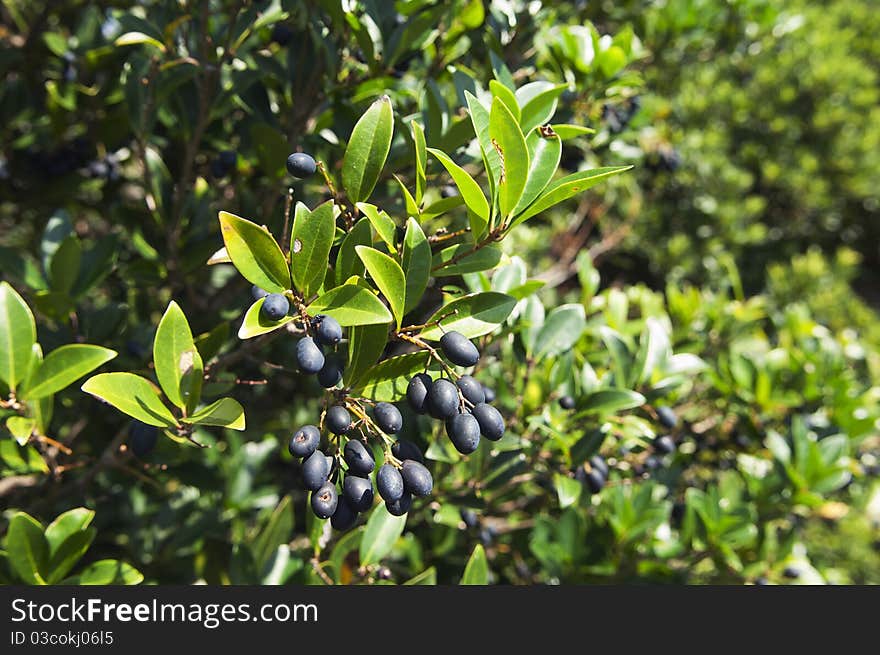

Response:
(48, 236), (81, 295)
(291, 200), (335, 297)
(512, 166), (633, 226)
(346, 324), (389, 386)
(351, 352), (431, 401)
(342, 95), (394, 204)
(355, 202), (397, 250)
(552, 124), (596, 140)
(23, 344), (117, 400)
(184, 397), (246, 431)
(574, 389), (646, 415)
(489, 79), (521, 122)
(554, 473), (583, 509)
(153, 301), (202, 412)
(517, 82), (568, 134)
(238, 297), (295, 339)
(308, 284), (393, 326)
(514, 128), (562, 215)
(534, 304), (586, 358)
(0, 281), (36, 391)
(489, 96), (529, 219)
(432, 243), (502, 276)
(335, 218), (372, 286)
(81, 373), (178, 428)
(356, 246), (405, 328)
(359, 504), (407, 566)
(427, 148), (489, 236)
(6, 512), (48, 584)
(419, 292), (516, 340)
(411, 120), (427, 204)
(402, 218), (431, 314)
(218, 211), (290, 293)
(461, 544), (488, 585)
(64, 559), (143, 585)
(465, 91), (502, 186)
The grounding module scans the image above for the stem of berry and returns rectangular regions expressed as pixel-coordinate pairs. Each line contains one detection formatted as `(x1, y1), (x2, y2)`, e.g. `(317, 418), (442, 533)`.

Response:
(396, 332), (458, 378)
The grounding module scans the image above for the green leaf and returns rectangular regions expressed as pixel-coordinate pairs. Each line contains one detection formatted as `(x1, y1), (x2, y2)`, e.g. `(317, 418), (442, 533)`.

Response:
(489, 79), (521, 122)
(403, 567), (437, 585)
(64, 559), (143, 585)
(512, 166), (632, 226)
(335, 219), (372, 286)
(6, 416), (35, 446)
(44, 508), (95, 554)
(402, 218), (430, 315)
(45, 509), (96, 584)
(356, 246), (406, 328)
(238, 297), (295, 339)
(432, 244), (502, 276)
(426, 148), (490, 237)
(517, 82), (568, 134)
(0, 282), (37, 392)
(489, 97), (529, 219)
(22, 344), (116, 400)
(308, 284), (393, 326)
(514, 128), (562, 215)
(48, 236), (81, 295)
(554, 473), (582, 509)
(355, 203), (397, 251)
(184, 397), (245, 430)
(461, 544), (488, 585)
(419, 292), (516, 340)
(6, 512), (48, 585)
(342, 95), (394, 204)
(250, 123), (288, 179)
(359, 504), (407, 566)
(346, 324), (389, 386)
(534, 304), (586, 358)
(81, 373), (178, 428)
(153, 301), (202, 412)
(411, 120), (427, 205)
(574, 389), (646, 415)
(252, 496), (294, 572)
(218, 211), (290, 293)
(115, 31), (166, 51)
(395, 175), (420, 218)
(291, 200), (336, 297)
(351, 352), (431, 401)
(465, 91), (502, 186)
(634, 318), (671, 387)
(552, 124), (596, 140)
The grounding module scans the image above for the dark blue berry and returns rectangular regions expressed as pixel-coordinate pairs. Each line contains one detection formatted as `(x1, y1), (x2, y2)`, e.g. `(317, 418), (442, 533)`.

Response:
(559, 395), (576, 410)
(296, 337), (325, 374)
(330, 497), (358, 531)
(386, 492), (412, 516)
(391, 439), (423, 464)
(446, 413), (481, 454)
(376, 464), (404, 503)
(128, 421), (158, 457)
(426, 378), (459, 420)
(261, 293), (289, 321)
(401, 460), (432, 497)
(302, 450), (331, 491)
(326, 405), (352, 435)
(653, 435), (676, 455)
(406, 373), (432, 414)
(311, 482), (338, 519)
(289, 425), (320, 458)
(343, 475), (374, 512)
(471, 403), (504, 441)
(317, 355), (344, 388)
(373, 402), (403, 434)
(313, 315), (343, 346)
(343, 439), (374, 476)
(287, 152), (317, 178)
(656, 406), (678, 429)
(251, 285), (269, 301)
(456, 375), (485, 404)
(439, 331), (480, 367)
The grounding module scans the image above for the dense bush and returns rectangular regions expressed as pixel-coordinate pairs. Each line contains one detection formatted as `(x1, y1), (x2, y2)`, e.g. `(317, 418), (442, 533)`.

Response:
(1, 0), (878, 585)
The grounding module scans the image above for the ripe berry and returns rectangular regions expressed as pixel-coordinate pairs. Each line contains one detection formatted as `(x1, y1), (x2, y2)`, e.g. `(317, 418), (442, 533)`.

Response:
(128, 421), (158, 458)
(644, 455), (660, 471)
(251, 285), (269, 301)
(373, 402), (403, 434)
(326, 405), (352, 435)
(482, 385), (496, 403)
(296, 337), (325, 374)
(653, 435), (676, 455)
(456, 375), (485, 404)
(406, 373), (432, 414)
(559, 395), (576, 410)
(317, 355), (344, 388)
(589, 455), (609, 478)
(286, 152), (317, 178)
(218, 150), (237, 168)
(439, 331), (480, 367)
(343, 439), (375, 476)
(343, 475), (374, 512)
(446, 413), (481, 454)
(471, 403), (505, 441)
(376, 464), (404, 503)
(302, 450), (331, 491)
(426, 378), (459, 420)
(391, 439), (423, 463)
(311, 482), (339, 519)
(313, 315), (343, 346)
(261, 293), (289, 321)
(401, 460), (433, 497)
(289, 425), (320, 458)
(386, 492), (412, 516)
(577, 466), (605, 494)
(782, 566), (800, 580)
(330, 497), (358, 531)
(656, 406), (678, 429)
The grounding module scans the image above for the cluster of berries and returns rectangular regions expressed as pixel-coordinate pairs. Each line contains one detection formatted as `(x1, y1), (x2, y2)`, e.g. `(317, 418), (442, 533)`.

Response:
(405, 332), (504, 455)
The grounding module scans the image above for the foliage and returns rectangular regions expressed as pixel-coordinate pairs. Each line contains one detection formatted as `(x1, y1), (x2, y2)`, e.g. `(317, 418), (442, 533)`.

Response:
(0, 0), (877, 586)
